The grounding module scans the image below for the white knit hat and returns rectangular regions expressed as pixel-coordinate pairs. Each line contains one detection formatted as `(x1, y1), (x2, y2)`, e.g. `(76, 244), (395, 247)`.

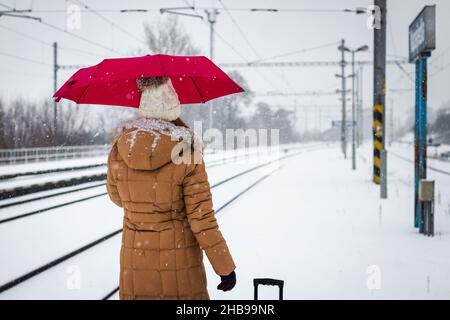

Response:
(137, 78), (181, 121)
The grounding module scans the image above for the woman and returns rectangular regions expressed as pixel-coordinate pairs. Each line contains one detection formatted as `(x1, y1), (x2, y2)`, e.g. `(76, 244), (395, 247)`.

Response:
(106, 76), (236, 300)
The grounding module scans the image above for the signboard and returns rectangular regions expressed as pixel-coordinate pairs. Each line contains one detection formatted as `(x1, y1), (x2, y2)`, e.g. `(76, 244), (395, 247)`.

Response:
(332, 121), (356, 129)
(409, 5), (436, 63)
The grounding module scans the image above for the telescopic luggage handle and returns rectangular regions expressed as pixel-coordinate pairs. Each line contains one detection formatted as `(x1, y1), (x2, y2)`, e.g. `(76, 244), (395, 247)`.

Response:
(253, 278), (284, 300)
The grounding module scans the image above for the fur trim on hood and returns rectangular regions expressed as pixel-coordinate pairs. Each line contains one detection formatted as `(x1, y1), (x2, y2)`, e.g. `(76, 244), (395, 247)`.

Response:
(114, 117), (203, 154)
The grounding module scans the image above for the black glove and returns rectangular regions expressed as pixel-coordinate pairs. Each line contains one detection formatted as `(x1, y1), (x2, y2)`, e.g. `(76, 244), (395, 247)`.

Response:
(217, 271), (236, 292)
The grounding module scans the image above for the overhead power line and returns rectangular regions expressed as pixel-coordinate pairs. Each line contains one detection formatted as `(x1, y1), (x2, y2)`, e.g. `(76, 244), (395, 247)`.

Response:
(218, 0), (260, 60)
(430, 61), (450, 78)
(184, 1), (247, 62)
(254, 90), (340, 96)
(0, 2), (124, 56)
(249, 42), (339, 63)
(0, 50), (51, 66)
(72, 0), (148, 48)
(394, 61), (414, 83)
(0, 8), (41, 21)
(0, 23), (49, 45)
(0, 67), (53, 79)
(218, 59), (409, 68)
(57, 46), (105, 59)
(217, 0), (296, 92)
(433, 44), (450, 61)
(38, 21), (123, 56)
(0, 23), (104, 59)
(27, 7), (358, 13)
(180, 0), (281, 91)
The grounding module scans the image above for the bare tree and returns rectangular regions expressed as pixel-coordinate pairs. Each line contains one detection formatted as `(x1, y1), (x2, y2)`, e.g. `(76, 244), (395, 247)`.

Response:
(0, 96), (126, 148)
(212, 70), (253, 131)
(142, 16), (201, 55)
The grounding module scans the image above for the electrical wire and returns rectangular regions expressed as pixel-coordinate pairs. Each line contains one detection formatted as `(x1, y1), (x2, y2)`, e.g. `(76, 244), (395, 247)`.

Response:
(72, 0), (148, 48)
(182, 0), (285, 91)
(27, 8), (352, 13)
(217, 0), (260, 60)
(217, 0), (296, 92)
(433, 44), (450, 61)
(394, 61), (414, 83)
(430, 60), (450, 78)
(0, 2), (124, 56)
(0, 23), (50, 45)
(0, 67), (53, 79)
(0, 50), (52, 66)
(249, 41), (339, 63)
(0, 23), (104, 59)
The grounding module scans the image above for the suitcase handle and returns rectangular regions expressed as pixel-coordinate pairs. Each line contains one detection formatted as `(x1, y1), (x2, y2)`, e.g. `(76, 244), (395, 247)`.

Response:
(253, 278), (284, 300)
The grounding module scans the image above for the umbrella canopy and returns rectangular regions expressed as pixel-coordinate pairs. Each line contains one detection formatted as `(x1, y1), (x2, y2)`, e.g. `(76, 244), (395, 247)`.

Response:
(53, 54), (244, 107)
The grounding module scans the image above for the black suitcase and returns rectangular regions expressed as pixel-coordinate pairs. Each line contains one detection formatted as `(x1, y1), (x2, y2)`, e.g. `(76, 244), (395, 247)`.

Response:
(253, 278), (284, 300)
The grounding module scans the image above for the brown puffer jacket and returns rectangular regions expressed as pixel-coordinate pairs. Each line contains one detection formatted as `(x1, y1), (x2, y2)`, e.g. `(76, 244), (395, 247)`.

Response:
(106, 118), (235, 300)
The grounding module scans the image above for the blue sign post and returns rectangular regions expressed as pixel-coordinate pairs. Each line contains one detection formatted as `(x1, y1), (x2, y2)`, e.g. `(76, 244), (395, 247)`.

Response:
(414, 57), (428, 230)
(409, 6), (435, 231)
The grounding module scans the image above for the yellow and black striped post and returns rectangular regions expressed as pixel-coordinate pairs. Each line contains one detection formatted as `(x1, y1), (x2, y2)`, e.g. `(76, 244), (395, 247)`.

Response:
(372, 0), (387, 189)
(373, 104), (383, 184)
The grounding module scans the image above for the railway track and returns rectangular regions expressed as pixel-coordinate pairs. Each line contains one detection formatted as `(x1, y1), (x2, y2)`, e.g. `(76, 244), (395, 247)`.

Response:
(0, 145), (305, 200)
(0, 145), (319, 297)
(390, 151), (450, 176)
(0, 146), (316, 225)
(0, 163), (106, 181)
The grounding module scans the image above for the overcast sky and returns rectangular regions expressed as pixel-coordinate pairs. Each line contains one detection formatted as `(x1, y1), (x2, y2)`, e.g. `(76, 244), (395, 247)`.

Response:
(1, 0), (449, 131)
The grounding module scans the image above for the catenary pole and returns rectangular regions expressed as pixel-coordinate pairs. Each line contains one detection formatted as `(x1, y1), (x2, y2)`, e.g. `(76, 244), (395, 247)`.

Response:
(373, 0), (387, 197)
(351, 51), (356, 170)
(340, 39), (347, 158)
(53, 42), (58, 138)
(205, 9), (219, 130)
(357, 66), (364, 146)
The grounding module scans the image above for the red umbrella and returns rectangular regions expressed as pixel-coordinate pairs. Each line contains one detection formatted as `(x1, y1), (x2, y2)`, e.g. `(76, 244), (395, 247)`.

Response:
(53, 54), (244, 107)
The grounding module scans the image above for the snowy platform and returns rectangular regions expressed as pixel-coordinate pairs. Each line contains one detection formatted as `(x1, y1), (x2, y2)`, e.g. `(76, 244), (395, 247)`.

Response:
(209, 145), (450, 299)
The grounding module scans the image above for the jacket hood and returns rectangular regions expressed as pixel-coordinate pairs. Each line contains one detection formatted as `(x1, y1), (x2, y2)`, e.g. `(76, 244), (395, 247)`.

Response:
(113, 117), (202, 171)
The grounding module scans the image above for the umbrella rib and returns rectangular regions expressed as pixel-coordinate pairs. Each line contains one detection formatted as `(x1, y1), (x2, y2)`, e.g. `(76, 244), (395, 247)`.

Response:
(77, 64), (101, 103)
(189, 76), (205, 103)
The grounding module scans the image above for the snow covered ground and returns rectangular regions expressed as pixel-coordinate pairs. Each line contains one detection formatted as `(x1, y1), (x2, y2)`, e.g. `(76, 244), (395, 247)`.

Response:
(0, 156), (107, 177)
(209, 144), (450, 300)
(0, 142), (449, 299)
